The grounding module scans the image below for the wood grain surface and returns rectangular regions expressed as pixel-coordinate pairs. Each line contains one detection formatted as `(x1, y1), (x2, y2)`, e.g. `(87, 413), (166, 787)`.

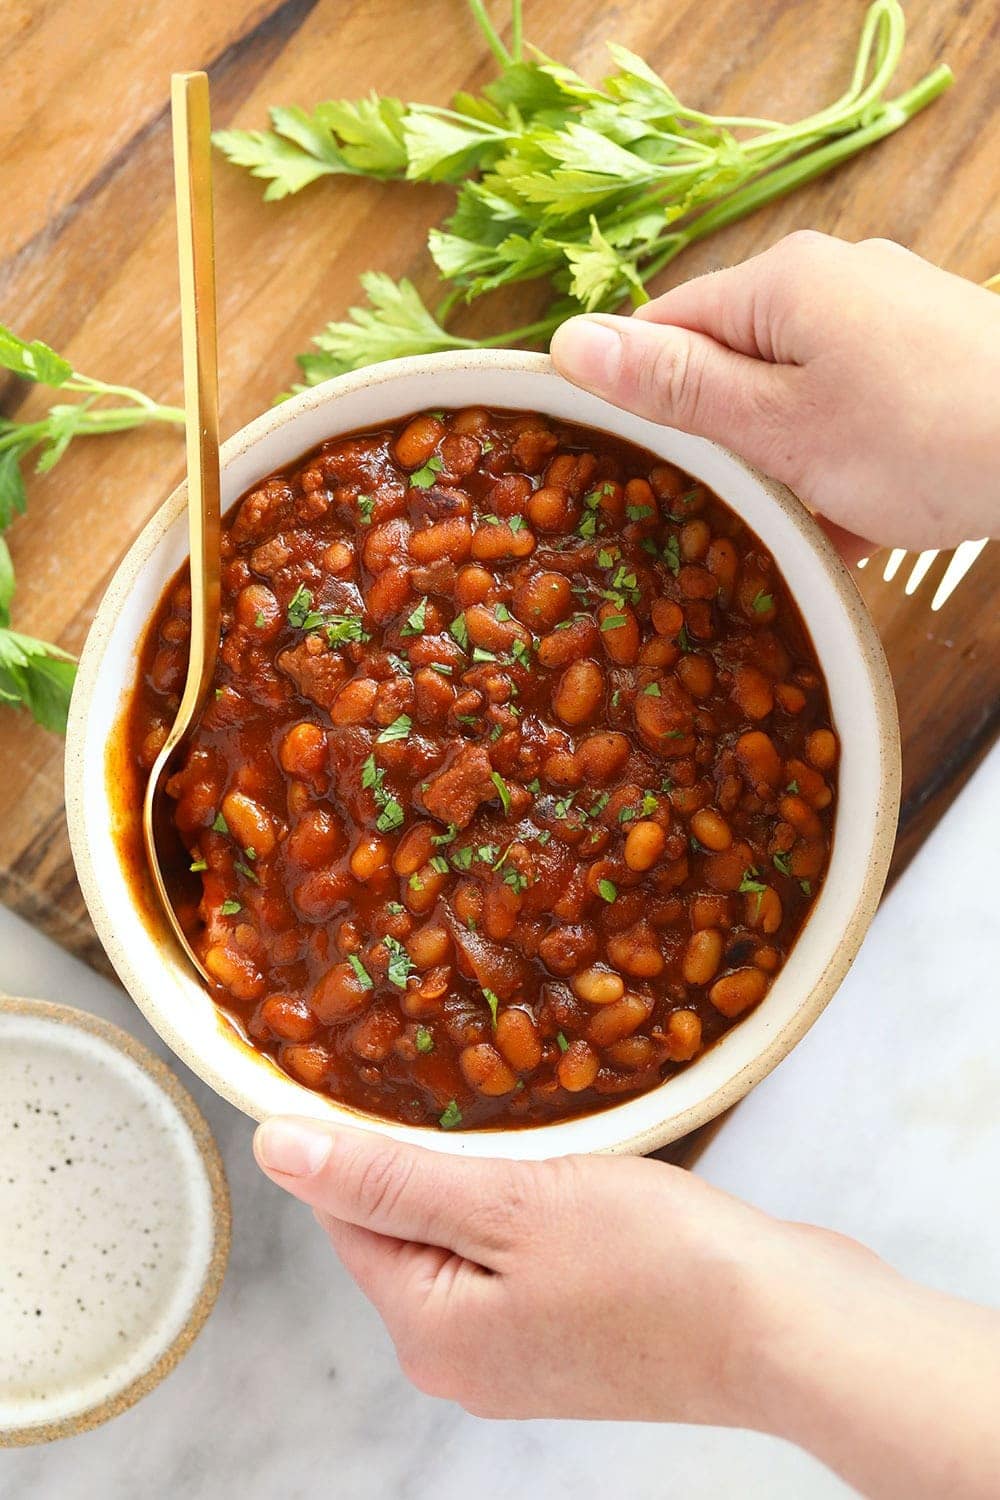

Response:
(2, 0), (998, 1020)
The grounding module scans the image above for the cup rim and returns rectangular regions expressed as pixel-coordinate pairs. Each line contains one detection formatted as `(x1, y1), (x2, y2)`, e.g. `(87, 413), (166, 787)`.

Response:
(65, 349), (900, 1156)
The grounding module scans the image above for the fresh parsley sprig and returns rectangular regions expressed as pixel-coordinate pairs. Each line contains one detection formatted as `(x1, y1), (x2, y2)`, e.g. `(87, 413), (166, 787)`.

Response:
(214, 0), (952, 387)
(0, 325), (184, 730)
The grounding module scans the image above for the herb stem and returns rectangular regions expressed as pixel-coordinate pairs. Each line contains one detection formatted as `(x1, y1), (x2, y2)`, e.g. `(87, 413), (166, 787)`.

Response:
(466, 0), (511, 68)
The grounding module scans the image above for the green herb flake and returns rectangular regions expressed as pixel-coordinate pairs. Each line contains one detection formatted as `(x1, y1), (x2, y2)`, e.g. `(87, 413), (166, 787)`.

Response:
(490, 771), (511, 814)
(473, 645), (499, 663)
(376, 797), (405, 833)
(588, 792), (610, 818)
(357, 493), (375, 524)
(189, 858), (208, 872)
(429, 661), (453, 676)
(438, 1099), (462, 1131)
(752, 590), (775, 614)
(415, 1026), (434, 1054)
(663, 535), (681, 577)
(526, 778), (541, 795)
(429, 855), (449, 874)
(431, 823), (458, 846)
(219, 899), (241, 917)
(347, 953), (374, 990)
(508, 515), (527, 533)
(597, 548), (615, 568)
(626, 503), (653, 522)
(601, 613), (628, 631)
(383, 935), (413, 989)
(800, 879), (813, 896)
(556, 1031), (570, 1054)
(773, 851), (793, 876)
(786, 779), (800, 794)
(409, 455), (443, 489)
(482, 988), (500, 1027)
(254, 610), (266, 629)
(400, 595), (428, 637)
(235, 859), (260, 884)
(376, 713), (412, 744)
(738, 869), (767, 895)
(537, 829), (551, 846)
(451, 846), (474, 870)
(212, 812), (229, 834)
(642, 682), (661, 697)
(677, 624), (692, 653)
(386, 901), (406, 915)
(597, 878), (617, 903)
(408, 871), (423, 890)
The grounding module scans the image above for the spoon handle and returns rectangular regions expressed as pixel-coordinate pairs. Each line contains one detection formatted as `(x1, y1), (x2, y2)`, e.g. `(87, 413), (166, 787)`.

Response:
(170, 71), (221, 722)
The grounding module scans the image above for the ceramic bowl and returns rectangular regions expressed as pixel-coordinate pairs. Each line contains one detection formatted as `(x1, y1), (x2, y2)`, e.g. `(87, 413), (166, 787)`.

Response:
(65, 350), (900, 1159)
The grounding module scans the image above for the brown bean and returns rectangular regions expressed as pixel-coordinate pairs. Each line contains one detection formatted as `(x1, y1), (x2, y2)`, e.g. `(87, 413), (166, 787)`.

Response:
(709, 967), (769, 1017)
(745, 885), (782, 934)
(350, 833), (392, 882)
(597, 603), (640, 665)
(393, 413), (445, 469)
(682, 927), (723, 985)
(779, 794), (823, 837)
(676, 653), (715, 699)
(572, 967), (626, 1005)
(732, 663), (775, 720)
(527, 485), (576, 533)
(537, 617), (599, 669)
(806, 728), (838, 772)
(576, 732), (630, 784)
(512, 570), (572, 630)
(465, 602), (531, 654)
(364, 518), (410, 573)
(259, 993), (318, 1042)
(680, 519), (711, 561)
(624, 820), (666, 871)
(323, 540), (355, 576)
(690, 808), (732, 852)
(280, 1042), (333, 1089)
(311, 962), (371, 1023)
(366, 565), (411, 622)
(406, 923), (452, 969)
(286, 808), (341, 869)
(221, 790), (278, 858)
(409, 517), (473, 564)
(587, 993), (651, 1047)
(471, 520), (536, 561)
(330, 677), (378, 726)
(454, 564), (497, 608)
(606, 922), (664, 978)
(651, 598), (685, 637)
(552, 659), (604, 726)
(235, 582), (282, 639)
(557, 1039), (600, 1092)
(735, 730), (782, 789)
(404, 863), (449, 916)
(495, 1008), (542, 1072)
(460, 1043), (518, 1096)
(278, 721), (327, 780)
(293, 869), (351, 921)
(664, 1009), (702, 1061)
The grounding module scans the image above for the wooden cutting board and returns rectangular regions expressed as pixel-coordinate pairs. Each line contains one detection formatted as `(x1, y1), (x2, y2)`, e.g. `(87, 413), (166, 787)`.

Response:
(2, 1), (998, 1147)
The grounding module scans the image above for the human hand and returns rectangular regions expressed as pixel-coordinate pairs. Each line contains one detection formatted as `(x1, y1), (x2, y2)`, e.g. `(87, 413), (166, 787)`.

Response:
(550, 232), (1000, 552)
(253, 1117), (793, 1425)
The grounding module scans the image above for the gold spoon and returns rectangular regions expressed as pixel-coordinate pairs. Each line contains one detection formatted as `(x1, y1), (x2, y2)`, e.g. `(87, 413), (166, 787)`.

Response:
(143, 71), (222, 983)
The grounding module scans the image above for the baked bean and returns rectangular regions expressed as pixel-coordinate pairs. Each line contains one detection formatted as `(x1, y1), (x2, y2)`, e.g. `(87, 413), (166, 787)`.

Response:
(651, 598), (685, 636)
(682, 927), (723, 985)
(404, 863), (449, 915)
(677, 653), (715, 699)
(746, 885), (782, 934)
(409, 517), (473, 564)
(806, 728), (839, 771)
(461, 1043), (518, 1096)
(537, 617), (599, 668)
(495, 1008), (542, 1072)
(576, 732), (630, 783)
(331, 678), (378, 726)
(471, 520), (536, 561)
(709, 967), (769, 1017)
(311, 962), (371, 1022)
(286, 808), (341, 869)
(606, 1036), (655, 1071)
(690, 807), (732, 852)
(664, 1009), (702, 1061)
(350, 834), (391, 882)
(775, 681), (807, 714)
(278, 721), (327, 780)
(527, 485), (576, 532)
(557, 1039), (600, 1092)
(552, 659), (604, 726)
(204, 944), (265, 1001)
(680, 519), (711, 561)
(572, 967), (626, 1005)
(294, 869), (351, 921)
(366, 565), (411, 621)
(323, 540), (354, 576)
(732, 663), (775, 720)
(606, 922), (664, 978)
(259, 993), (318, 1043)
(691, 894), (732, 930)
(586, 993), (651, 1047)
(624, 820), (666, 871)
(393, 413), (444, 469)
(454, 563), (497, 607)
(235, 582), (282, 639)
(735, 730), (783, 789)
(512, 570), (572, 630)
(597, 603), (640, 665)
(465, 602), (531, 654)
(221, 790), (278, 859)
(280, 1042), (333, 1089)
(406, 923), (452, 969)
(779, 794), (823, 837)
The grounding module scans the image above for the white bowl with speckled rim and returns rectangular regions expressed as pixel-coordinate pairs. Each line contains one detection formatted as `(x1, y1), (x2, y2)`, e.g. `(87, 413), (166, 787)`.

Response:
(65, 350), (900, 1160)
(0, 995), (229, 1446)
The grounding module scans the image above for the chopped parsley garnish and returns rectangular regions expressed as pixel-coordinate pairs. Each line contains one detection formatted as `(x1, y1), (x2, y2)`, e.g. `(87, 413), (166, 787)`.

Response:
(408, 871), (423, 890)
(773, 851), (793, 876)
(357, 493), (375, 524)
(493, 602), (511, 621)
(376, 713), (412, 744)
(387, 651), (412, 677)
(611, 689), (621, 707)
(429, 661), (453, 675)
(800, 879), (813, 896)
(510, 638), (532, 666)
(429, 855), (449, 874)
(212, 812), (229, 834)
(677, 624), (692, 653)
(189, 857), (207, 872)
(556, 1031), (570, 1053)
(489, 722), (503, 742)
(537, 829), (551, 846)
(448, 612), (469, 650)
(473, 645), (499, 663)
(362, 750), (405, 833)
(601, 613), (628, 631)
(476, 843), (499, 864)
(451, 846), (474, 870)
(786, 779), (800, 794)
(235, 859), (259, 884)
(376, 798), (404, 833)
(286, 584), (367, 645)
(383, 935), (413, 989)
(663, 535), (681, 577)
(287, 583), (322, 630)
(588, 792), (610, 818)
(409, 455), (443, 489)
(738, 869), (767, 895)
(254, 610), (266, 629)
(400, 595), (428, 637)
(482, 988), (500, 1027)
(438, 1099), (462, 1130)
(597, 878), (617, 903)
(456, 713), (479, 727)
(626, 503), (653, 521)
(665, 729), (685, 739)
(752, 590), (775, 613)
(597, 548), (616, 568)
(219, 899), (241, 916)
(347, 953), (374, 990)
(552, 793), (575, 818)
(324, 615), (367, 647)
(508, 515), (527, 533)
(526, 778), (541, 795)
(642, 682), (661, 697)
(386, 901), (405, 915)
(490, 771), (511, 814)
(502, 867), (529, 894)
(415, 1026), (434, 1054)
(431, 823), (458, 846)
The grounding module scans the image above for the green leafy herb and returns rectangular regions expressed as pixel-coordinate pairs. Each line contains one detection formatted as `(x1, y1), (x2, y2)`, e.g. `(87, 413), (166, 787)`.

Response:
(773, 850), (793, 876)
(787, 779), (800, 794)
(800, 879), (813, 896)
(490, 770), (511, 814)
(387, 901), (406, 914)
(451, 845), (474, 870)
(357, 493), (375, 523)
(235, 859), (260, 884)
(597, 878), (617, 903)
(400, 595), (428, 636)
(376, 713), (412, 743)
(556, 1031), (570, 1053)
(212, 812), (229, 834)
(473, 645), (499, 663)
(663, 535), (681, 577)
(482, 987), (500, 1027)
(537, 829), (551, 846)
(376, 797), (405, 833)
(415, 1025), (434, 1053)
(0, 621), (77, 733)
(287, 583), (322, 630)
(219, 899), (242, 917)
(409, 455), (444, 488)
(601, 613), (628, 631)
(677, 624), (692, 653)
(448, 612), (469, 650)
(626, 503), (653, 521)
(510, 638), (532, 667)
(324, 615), (368, 647)
(738, 869), (767, 895)
(254, 610), (267, 629)
(383, 935), (413, 988)
(642, 682), (661, 697)
(348, 953), (374, 989)
(431, 822), (458, 845)
(429, 854), (450, 874)
(189, 857), (208, 873)
(502, 867), (529, 894)
(429, 661), (454, 675)
(438, 1099), (462, 1130)
(752, 590), (775, 614)
(588, 792), (611, 818)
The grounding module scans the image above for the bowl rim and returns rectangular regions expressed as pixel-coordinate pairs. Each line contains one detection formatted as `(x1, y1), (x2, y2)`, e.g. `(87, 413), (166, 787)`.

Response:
(65, 348), (900, 1156)
(0, 994), (230, 1446)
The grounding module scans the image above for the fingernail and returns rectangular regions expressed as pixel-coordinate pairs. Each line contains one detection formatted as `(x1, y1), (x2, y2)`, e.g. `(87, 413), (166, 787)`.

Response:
(255, 1118), (333, 1177)
(551, 317), (623, 388)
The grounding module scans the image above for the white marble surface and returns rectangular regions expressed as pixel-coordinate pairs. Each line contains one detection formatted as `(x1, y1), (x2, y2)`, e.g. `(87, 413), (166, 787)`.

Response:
(1, 743), (998, 1499)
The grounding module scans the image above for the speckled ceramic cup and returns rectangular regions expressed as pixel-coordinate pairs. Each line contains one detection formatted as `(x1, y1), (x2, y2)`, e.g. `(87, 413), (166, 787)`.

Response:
(65, 351), (901, 1159)
(0, 996), (230, 1445)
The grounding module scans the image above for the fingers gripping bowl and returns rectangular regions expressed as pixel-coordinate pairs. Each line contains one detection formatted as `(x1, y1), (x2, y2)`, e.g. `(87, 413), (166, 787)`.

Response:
(66, 351), (899, 1159)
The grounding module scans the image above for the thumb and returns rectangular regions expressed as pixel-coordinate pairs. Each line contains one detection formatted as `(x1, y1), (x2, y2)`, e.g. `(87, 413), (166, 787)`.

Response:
(550, 313), (798, 478)
(254, 1116), (518, 1263)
